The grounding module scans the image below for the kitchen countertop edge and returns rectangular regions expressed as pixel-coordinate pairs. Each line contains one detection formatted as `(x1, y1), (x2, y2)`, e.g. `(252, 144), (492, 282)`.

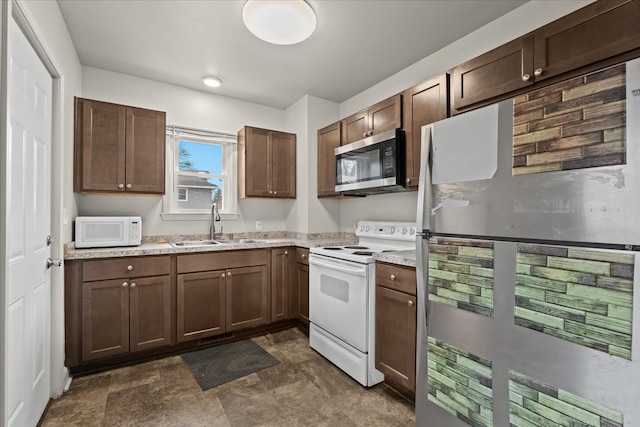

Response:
(374, 250), (416, 268)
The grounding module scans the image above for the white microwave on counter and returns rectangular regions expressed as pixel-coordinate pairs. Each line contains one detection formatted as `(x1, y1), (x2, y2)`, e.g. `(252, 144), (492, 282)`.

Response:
(75, 216), (142, 248)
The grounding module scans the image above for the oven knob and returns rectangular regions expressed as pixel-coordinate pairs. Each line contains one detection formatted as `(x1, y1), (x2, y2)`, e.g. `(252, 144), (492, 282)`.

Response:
(365, 226), (371, 232)
(410, 229), (415, 235)
(402, 228), (407, 234)
(359, 225), (364, 232)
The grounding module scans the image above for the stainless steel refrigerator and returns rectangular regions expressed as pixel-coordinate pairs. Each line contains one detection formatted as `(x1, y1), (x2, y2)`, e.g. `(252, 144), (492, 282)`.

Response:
(415, 58), (640, 427)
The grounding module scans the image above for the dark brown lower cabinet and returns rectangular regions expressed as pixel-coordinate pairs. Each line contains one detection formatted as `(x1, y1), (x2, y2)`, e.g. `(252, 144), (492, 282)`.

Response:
(375, 263), (417, 398)
(226, 266), (269, 331)
(176, 270), (226, 343)
(296, 263), (310, 324)
(271, 248), (292, 322)
(81, 274), (171, 361)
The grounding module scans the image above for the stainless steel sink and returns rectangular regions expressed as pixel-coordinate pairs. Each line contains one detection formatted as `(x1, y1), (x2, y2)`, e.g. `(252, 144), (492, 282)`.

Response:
(169, 240), (220, 248)
(215, 238), (264, 244)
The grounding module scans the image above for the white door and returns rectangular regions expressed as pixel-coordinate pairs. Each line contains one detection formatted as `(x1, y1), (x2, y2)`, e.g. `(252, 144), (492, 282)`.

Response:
(6, 18), (53, 427)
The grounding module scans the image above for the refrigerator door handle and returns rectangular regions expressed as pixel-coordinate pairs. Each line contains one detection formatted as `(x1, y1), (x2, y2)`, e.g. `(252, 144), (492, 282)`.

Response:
(416, 124), (433, 233)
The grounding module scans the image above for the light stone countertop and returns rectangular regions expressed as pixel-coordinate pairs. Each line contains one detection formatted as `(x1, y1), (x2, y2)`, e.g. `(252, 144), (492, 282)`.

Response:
(374, 250), (417, 268)
(64, 233), (357, 260)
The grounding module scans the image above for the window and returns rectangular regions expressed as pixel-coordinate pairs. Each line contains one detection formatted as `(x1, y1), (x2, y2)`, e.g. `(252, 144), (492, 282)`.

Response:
(164, 126), (237, 218)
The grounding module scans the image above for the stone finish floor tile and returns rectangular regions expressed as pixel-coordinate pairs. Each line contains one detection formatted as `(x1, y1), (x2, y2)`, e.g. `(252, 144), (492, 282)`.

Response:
(40, 327), (416, 426)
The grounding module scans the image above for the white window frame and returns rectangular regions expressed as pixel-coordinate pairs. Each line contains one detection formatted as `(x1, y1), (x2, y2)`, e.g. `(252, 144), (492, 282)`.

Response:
(162, 125), (238, 221)
(177, 187), (188, 201)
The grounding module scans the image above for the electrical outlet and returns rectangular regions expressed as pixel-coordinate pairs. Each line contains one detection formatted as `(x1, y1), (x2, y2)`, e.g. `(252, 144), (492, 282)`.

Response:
(256, 220), (263, 231)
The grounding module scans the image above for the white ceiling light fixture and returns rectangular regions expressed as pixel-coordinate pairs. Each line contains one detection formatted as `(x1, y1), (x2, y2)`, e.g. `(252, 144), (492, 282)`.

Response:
(242, 0), (316, 45)
(202, 76), (222, 88)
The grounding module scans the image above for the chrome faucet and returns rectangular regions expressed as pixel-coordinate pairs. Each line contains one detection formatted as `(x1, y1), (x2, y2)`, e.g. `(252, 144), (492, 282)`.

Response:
(210, 202), (221, 239)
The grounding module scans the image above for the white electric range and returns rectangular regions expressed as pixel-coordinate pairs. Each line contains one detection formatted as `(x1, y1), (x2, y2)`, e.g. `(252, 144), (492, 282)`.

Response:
(308, 221), (416, 387)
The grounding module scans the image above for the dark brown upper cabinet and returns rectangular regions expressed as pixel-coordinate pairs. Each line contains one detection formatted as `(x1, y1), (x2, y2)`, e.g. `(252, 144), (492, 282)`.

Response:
(238, 126), (296, 199)
(74, 97), (165, 194)
(402, 74), (449, 189)
(341, 94), (402, 145)
(451, 0), (640, 114)
(317, 121), (341, 198)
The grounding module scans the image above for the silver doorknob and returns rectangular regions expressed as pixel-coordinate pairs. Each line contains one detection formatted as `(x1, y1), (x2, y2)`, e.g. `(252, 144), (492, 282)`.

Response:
(522, 74), (531, 82)
(408, 300), (414, 307)
(46, 258), (63, 269)
(534, 68), (543, 76)
(118, 184), (124, 189)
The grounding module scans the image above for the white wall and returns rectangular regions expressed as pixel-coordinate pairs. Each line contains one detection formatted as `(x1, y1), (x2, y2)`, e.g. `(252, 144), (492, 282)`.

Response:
(336, 0), (593, 231)
(12, 0), (83, 399)
(79, 67), (294, 235)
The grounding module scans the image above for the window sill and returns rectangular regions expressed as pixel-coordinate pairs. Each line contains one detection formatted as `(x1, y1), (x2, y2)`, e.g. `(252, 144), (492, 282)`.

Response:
(161, 212), (239, 221)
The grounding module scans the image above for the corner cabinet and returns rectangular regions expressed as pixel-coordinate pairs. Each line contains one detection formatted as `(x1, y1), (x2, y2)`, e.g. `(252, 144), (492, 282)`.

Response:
(451, 0), (640, 113)
(341, 94), (402, 145)
(402, 74), (449, 189)
(375, 262), (416, 400)
(317, 121), (341, 198)
(238, 126), (296, 199)
(74, 97), (166, 194)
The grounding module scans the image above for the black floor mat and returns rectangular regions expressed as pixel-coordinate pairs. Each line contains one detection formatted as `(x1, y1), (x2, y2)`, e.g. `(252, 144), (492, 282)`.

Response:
(181, 339), (280, 391)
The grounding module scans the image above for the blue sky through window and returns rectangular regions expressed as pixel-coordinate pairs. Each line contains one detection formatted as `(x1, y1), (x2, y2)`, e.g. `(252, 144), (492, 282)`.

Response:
(179, 140), (224, 203)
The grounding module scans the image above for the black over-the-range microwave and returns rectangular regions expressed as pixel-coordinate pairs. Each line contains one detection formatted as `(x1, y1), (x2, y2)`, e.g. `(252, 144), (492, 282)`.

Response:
(334, 128), (406, 195)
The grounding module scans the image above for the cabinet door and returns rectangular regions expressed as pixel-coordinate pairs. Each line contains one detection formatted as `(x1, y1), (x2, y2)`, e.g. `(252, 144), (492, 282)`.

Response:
(375, 286), (416, 392)
(271, 131), (296, 198)
(270, 248), (290, 322)
(403, 76), (448, 188)
(368, 94), (402, 136)
(341, 110), (368, 145)
(296, 263), (309, 325)
(75, 98), (126, 192)
(226, 265), (269, 331)
(125, 107), (165, 194)
(81, 279), (129, 361)
(317, 121), (341, 197)
(176, 270), (226, 343)
(129, 275), (172, 352)
(533, 0), (640, 82)
(244, 127), (271, 197)
(451, 35), (534, 112)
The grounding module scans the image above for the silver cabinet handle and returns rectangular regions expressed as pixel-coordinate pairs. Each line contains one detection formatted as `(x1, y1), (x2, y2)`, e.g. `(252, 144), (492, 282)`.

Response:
(227, 271), (231, 277)
(46, 258), (63, 269)
(284, 251), (288, 255)
(221, 273), (225, 278)
(122, 282), (128, 287)
(408, 300), (414, 307)
(126, 184), (132, 189)
(118, 184), (124, 189)
(274, 191), (278, 195)
(127, 265), (133, 271)
(522, 74), (531, 82)
(130, 282), (136, 288)
(534, 68), (543, 76)
(302, 254), (306, 259)
(269, 190), (273, 194)
(363, 132), (367, 137)
(390, 274), (396, 281)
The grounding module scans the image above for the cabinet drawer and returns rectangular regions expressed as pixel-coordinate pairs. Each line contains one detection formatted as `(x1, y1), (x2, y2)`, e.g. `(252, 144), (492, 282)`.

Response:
(177, 249), (267, 274)
(376, 263), (416, 295)
(296, 248), (309, 265)
(82, 256), (170, 282)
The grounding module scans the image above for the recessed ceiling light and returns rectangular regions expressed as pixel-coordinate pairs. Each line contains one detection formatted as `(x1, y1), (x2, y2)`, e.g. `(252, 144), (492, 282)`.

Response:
(202, 76), (222, 88)
(242, 0), (316, 46)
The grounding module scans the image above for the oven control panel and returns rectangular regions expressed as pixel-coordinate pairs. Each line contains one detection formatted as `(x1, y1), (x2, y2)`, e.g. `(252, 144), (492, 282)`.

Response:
(355, 221), (416, 241)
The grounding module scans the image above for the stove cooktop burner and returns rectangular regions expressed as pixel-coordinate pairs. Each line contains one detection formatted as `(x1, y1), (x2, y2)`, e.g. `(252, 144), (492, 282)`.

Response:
(323, 247), (343, 250)
(344, 245), (369, 250)
(353, 251), (374, 256)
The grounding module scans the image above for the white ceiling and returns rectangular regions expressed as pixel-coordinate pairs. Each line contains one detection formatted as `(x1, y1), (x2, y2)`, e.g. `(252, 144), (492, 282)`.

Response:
(56, 0), (527, 109)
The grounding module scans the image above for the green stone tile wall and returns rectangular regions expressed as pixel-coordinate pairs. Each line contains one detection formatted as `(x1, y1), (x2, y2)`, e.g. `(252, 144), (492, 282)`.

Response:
(509, 370), (623, 427)
(515, 244), (634, 360)
(427, 336), (494, 427)
(429, 238), (495, 317)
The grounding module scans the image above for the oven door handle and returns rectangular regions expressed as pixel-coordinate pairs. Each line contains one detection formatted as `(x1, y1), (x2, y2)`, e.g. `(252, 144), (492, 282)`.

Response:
(309, 258), (368, 277)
